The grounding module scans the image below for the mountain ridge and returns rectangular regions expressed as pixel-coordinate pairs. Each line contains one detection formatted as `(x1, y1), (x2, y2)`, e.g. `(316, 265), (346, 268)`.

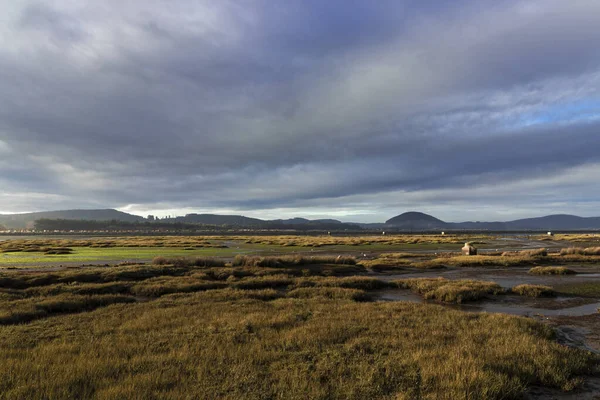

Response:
(2, 209), (600, 231)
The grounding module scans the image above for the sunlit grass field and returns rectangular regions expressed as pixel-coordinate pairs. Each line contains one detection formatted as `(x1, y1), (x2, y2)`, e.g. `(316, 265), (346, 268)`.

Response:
(0, 260), (596, 399)
(0, 246), (244, 266)
(0, 235), (481, 267)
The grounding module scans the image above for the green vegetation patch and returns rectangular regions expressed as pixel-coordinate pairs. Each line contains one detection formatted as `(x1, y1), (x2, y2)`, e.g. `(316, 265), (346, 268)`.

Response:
(554, 282), (600, 298)
(0, 246), (242, 266)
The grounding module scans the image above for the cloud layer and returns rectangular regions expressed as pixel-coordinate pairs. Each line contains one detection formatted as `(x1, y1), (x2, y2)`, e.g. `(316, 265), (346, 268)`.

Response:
(1, 0), (599, 222)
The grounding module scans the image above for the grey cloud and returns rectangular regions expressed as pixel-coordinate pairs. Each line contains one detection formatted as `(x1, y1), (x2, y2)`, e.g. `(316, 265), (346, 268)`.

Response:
(0, 0), (599, 220)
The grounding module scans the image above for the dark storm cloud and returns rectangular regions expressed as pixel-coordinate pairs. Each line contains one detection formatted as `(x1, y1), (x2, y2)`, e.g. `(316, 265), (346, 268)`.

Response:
(0, 0), (599, 220)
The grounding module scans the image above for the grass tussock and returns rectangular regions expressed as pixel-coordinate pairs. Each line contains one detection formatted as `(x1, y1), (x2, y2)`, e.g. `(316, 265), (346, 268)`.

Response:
(512, 284), (555, 298)
(393, 278), (505, 303)
(360, 253), (427, 271)
(528, 266), (577, 275)
(560, 247), (600, 256)
(502, 248), (548, 257)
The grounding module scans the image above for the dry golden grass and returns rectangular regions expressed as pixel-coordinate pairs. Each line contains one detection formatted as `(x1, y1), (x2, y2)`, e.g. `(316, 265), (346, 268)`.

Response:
(151, 255), (226, 267)
(393, 278), (505, 303)
(512, 284), (555, 298)
(287, 287), (371, 301)
(360, 252), (429, 271)
(413, 255), (536, 268)
(501, 248), (548, 257)
(546, 234), (600, 243)
(237, 234), (493, 247)
(232, 254), (357, 267)
(0, 234), (496, 253)
(0, 263), (596, 398)
(0, 290), (595, 399)
(411, 251), (600, 269)
(560, 247), (600, 256)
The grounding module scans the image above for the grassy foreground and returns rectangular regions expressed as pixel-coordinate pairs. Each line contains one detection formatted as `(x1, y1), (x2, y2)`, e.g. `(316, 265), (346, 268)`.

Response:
(0, 291), (596, 399)
(0, 262), (597, 399)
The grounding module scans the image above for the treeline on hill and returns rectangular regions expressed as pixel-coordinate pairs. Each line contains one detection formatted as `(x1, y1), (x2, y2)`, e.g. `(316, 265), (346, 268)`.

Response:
(33, 219), (362, 232)
(34, 219), (203, 231)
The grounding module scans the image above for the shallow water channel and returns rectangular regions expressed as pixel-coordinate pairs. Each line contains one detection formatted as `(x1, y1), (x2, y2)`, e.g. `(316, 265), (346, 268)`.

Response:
(372, 267), (600, 318)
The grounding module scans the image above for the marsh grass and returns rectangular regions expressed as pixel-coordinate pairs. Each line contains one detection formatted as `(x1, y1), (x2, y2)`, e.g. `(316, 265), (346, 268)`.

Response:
(360, 252), (427, 271)
(529, 266), (576, 275)
(560, 247), (600, 256)
(232, 254), (357, 267)
(0, 294), (135, 324)
(0, 291), (594, 399)
(512, 284), (555, 298)
(411, 251), (600, 269)
(287, 287), (371, 301)
(152, 255), (226, 267)
(413, 255), (538, 268)
(0, 263), (596, 398)
(502, 248), (548, 257)
(393, 278), (505, 303)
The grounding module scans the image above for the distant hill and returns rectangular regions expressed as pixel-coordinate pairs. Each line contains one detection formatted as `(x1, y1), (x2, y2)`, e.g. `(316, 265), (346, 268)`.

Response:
(385, 212), (447, 230)
(2, 208), (600, 232)
(171, 214), (356, 230)
(0, 209), (144, 230)
(385, 211), (600, 231)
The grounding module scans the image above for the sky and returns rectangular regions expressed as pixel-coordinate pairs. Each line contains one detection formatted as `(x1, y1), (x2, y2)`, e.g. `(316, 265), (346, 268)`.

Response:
(1, 0), (600, 223)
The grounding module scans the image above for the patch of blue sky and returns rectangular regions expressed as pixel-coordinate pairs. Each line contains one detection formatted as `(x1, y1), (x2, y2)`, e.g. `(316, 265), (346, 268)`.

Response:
(507, 98), (600, 129)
